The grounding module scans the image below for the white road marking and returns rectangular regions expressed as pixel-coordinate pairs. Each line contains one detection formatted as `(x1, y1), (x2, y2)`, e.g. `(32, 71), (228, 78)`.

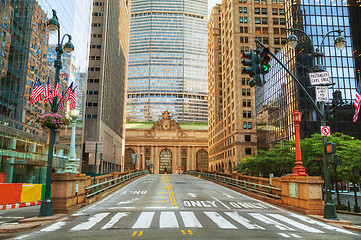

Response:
(40, 222), (66, 232)
(187, 193), (197, 198)
(204, 211), (237, 229)
(180, 211), (202, 228)
(223, 193), (234, 198)
(249, 213), (295, 231)
(160, 212), (179, 228)
(109, 207), (135, 209)
(70, 212), (109, 231)
(225, 212), (265, 230)
(132, 212), (155, 228)
(118, 198), (139, 205)
(288, 213), (357, 235)
(14, 234), (31, 239)
(278, 233), (290, 238)
(268, 214), (323, 233)
(101, 212), (129, 229)
(289, 233), (302, 238)
(210, 196), (230, 209)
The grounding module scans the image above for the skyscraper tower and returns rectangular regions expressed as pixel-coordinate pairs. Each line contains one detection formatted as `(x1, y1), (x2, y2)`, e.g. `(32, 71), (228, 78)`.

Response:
(208, 0), (286, 173)
(127, 0), (208, 122)
(83, 0), (131, 174)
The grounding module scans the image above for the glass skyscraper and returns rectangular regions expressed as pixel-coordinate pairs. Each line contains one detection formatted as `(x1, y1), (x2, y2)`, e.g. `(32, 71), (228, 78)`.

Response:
(256, 0), (361, 148)
(127, 0), (208, 122)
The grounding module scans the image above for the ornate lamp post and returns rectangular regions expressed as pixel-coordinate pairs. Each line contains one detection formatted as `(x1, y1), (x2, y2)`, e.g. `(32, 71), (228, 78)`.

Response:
(39, 9), (74, 217)
(64, 109), (80, 173)
(286, 28), (346, 219)
(291, 110), (308, 176)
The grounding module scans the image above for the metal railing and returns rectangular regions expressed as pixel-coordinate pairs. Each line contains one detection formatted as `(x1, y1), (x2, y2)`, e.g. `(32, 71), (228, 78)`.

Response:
(186, 171), (281, 199)
(86, 170), (149, 198)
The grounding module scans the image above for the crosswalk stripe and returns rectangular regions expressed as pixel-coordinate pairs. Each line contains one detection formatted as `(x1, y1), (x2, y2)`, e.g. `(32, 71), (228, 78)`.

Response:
(289, 233), (302, 238)
(101, 212), (129, 230)
(71, 212), (109, 231)
(204, 212), (237, 229)
(248, 213), (295, 231)
(225, 212), (265, 230)
(268, 214), (323, 233)
(160, 212), (179, 228)
(40, 222), (66, 232)
(180, 211), (202, 228)
(132, 212), (155, 229)
(278, 233), (290, 238)
(288, 213), (357, 235)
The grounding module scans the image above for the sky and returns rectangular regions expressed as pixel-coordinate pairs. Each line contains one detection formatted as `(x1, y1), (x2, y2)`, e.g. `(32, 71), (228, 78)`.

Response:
(208, 0), (222, 16)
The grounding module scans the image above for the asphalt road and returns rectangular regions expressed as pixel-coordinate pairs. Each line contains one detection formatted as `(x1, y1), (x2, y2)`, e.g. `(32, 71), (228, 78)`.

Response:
(9, 174), (361, 240)
(0, 206), (40, 225)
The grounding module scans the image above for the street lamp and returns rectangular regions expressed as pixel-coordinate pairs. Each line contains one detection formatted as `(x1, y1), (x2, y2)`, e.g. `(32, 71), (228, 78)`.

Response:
(63, 109), (80, 173)
(39, 9), (74, 217)
(286, 27), (346, 219)
(291, 110), (308, 176)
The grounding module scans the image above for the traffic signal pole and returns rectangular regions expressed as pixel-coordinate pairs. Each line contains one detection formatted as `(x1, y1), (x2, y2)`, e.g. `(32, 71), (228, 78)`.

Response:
(254, 38), (338, 219)
(254, 39), (323, 117)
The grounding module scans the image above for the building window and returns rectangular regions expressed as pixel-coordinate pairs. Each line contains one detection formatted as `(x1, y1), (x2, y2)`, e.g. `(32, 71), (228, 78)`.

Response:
(255, 17), (261, 24)
(261, 8), (267, 14)
(245, 135), (251, 142)
(262, 18), (268, 24)
(245, 148), (252, 155)
(273, 18), (279, 25)
(255, 8), (260, 14)
(272, 8), (278, 15)
(263, 37), (268, 44)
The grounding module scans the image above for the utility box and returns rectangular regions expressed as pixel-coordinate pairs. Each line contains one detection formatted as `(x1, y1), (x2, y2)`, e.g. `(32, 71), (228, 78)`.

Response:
(0, 172), (7, 183)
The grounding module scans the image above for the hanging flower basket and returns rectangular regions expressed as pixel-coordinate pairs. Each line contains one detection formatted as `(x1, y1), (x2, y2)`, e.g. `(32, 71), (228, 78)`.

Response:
(35, 113), (70, 129)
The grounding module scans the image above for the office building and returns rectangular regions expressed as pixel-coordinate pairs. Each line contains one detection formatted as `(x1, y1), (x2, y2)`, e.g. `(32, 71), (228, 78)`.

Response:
(207, 0), (286, 173)
(0, 0), (91, 183)
(83, 0), (131, 174)
(256, 0), (361, 147)
(127, 0), (208, 122)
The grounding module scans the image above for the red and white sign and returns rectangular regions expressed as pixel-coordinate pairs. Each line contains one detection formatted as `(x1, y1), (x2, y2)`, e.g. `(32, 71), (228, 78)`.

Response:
(321, 126), (331, 136)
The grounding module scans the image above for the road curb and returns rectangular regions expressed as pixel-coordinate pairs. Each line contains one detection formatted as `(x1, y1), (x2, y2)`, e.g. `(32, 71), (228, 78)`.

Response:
(0, 214), (66, 233)
(0, 201), (41, 210)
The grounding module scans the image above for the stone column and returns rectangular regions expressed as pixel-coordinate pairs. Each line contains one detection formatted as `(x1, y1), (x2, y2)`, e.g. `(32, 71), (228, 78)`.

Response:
(154, 146), (159, 174)
(140, 146), (145, 170)
(176, 146), (181, 174)
(280, 175), (324, 215)
(4, 158), (14, 183)
(187, 146), (192, 170)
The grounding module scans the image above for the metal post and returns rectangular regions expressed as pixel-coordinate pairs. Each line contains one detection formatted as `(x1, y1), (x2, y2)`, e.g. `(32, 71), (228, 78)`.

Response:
(321, 102), (337, 218)
(39, 128), (55, 216)
(353, 181), (360, 212)
(93, 143), (98, 184)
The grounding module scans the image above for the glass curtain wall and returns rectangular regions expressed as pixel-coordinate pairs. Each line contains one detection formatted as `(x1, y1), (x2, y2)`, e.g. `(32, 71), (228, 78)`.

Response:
(127, 0), (208, 122)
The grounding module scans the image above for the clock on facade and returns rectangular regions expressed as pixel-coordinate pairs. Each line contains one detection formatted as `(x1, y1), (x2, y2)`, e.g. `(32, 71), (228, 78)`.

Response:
(163, 120), (170, 130)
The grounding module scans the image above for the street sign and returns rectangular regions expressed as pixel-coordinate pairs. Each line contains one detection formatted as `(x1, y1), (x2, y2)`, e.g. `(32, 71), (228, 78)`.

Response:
(309, 71), (331, 85)
(316, 86), (329, 102)
(321, 126), (331, 136)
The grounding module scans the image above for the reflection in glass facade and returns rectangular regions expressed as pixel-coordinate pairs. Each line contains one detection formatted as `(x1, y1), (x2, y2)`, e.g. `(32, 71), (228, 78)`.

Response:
(127, 0), (208, 122)
(256, 0), (361, 147)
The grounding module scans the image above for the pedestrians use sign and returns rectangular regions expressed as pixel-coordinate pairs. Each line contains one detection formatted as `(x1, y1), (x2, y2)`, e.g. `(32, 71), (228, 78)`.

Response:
(309, 71), (330, 85)
(321, 126), (331, 136)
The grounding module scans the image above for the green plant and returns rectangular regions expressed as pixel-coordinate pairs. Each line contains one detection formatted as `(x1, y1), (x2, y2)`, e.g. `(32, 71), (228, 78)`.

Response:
(35, 113), (70, 129)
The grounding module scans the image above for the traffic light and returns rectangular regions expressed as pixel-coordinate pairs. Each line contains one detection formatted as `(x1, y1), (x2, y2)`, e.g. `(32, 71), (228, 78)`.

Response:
(326, 142), (336, 154)
(325, 103), (337, 121)
(326, 142), (339, 164)
(242, 50), (255, 78)
(258, 48), (271, 74)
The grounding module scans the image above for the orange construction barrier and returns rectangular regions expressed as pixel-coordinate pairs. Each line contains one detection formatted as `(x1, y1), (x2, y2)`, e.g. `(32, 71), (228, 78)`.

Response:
(0, 183), (22, 205)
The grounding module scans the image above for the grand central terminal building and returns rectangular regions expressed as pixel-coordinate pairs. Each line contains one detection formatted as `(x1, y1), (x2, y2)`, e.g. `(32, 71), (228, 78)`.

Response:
(124, 111), (209, 174)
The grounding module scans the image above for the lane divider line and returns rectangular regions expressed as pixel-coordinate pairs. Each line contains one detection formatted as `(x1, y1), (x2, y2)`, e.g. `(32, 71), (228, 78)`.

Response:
(166, 174), (177, 207)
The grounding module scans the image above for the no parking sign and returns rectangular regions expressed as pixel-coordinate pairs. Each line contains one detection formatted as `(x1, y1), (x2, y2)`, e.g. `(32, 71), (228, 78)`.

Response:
(321, 126), (331, 136)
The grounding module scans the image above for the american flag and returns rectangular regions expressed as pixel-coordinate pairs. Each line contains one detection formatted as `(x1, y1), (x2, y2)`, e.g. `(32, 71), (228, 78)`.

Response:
(65, 82), (73, 102)
(52, 82), (59, 99)
(58, 91), (65, 110)
(353, 82), (361, 122)
(44, 79), (53, 104)
(69, 87), (76, 110)
(30, 80), (44, 106)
